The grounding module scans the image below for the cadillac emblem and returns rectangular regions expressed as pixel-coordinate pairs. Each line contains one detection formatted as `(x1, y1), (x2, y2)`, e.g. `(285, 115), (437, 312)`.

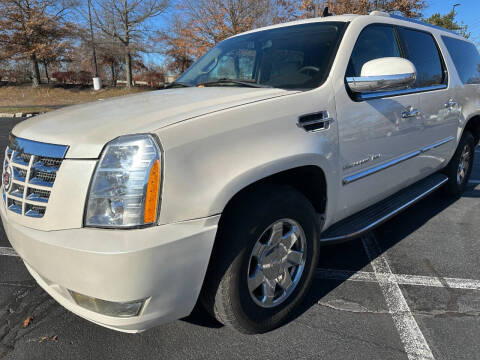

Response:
(3, 167), (12, 192)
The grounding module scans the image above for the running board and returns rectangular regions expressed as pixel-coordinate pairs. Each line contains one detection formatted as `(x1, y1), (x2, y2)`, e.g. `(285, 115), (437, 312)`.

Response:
(320, 173), (448, 244)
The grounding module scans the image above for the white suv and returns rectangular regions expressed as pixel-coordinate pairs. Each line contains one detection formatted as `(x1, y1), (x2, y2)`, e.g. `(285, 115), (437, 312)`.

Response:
(2, 12), (480, 334)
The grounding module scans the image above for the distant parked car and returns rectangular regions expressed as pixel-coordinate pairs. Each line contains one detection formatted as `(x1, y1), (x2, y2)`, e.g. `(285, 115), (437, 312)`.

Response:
(2, 11), (479, 334)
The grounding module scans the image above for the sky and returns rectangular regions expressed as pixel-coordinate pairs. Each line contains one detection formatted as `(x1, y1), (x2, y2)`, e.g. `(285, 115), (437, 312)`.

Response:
(143, 0), (480, 67)
(423, 0), (480, 44)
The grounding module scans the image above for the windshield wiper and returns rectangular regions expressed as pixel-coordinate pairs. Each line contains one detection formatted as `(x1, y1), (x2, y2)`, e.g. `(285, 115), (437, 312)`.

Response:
(197, 78), (272, 88)
(165, 82), (192, 89)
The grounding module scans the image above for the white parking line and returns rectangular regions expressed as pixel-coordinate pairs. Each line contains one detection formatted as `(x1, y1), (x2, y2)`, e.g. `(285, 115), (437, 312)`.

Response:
(315, 269), (480, 291)
(469, 180), (480, 184)
(361, 234), (435, 360)
(0, 246), (18, 257)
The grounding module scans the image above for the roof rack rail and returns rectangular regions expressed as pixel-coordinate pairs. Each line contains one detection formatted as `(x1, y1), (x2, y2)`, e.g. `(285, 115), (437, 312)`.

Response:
(389, 14), (459, 36)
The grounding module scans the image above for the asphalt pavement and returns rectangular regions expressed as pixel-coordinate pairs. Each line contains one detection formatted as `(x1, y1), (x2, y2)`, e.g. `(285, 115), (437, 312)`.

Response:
(0, 117), (479, 360)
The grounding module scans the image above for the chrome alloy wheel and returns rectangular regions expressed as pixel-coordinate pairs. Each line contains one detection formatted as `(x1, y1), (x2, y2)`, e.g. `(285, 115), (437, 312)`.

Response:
(247, 219), (307, 308)
(457, 144), (472, 185)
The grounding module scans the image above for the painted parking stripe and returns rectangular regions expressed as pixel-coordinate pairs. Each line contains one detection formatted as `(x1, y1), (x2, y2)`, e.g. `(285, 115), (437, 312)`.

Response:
(0, 247), (18, 257)
(469, 180), (480, 184)
(361, 233), (435, 360)
(315, 268), (480, 290)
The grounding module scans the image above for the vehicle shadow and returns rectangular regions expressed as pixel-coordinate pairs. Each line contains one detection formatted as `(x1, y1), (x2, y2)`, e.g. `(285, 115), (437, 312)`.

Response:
(182, 187), (469, 329)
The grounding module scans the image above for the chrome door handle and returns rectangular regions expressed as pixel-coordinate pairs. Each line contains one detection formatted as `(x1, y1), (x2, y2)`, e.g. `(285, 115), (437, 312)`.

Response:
(445, 99), (457, 109)
(401, 108), (420, 119)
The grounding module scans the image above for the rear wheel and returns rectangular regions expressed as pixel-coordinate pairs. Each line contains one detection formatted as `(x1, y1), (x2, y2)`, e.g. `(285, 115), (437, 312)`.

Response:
(201, 185), (320, 334)
(443, 131), (475, 196)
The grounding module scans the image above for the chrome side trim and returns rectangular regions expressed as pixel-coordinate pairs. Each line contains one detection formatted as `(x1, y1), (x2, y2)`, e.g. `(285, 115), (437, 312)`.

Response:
(359, 84), (447, 101)
(9, 135), (69, 159)
(343, 136), (455, 185)
(343, 151), (420, 185)
(321, 176), (449, 243)
(421, 136), (455, 153)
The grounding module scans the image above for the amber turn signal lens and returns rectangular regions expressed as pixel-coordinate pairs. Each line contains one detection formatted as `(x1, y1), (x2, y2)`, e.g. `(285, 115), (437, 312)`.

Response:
(144, 160), (160, 223)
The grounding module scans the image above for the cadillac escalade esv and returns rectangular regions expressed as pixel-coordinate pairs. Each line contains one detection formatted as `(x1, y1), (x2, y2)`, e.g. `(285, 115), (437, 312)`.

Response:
(2, 11), (480, 334)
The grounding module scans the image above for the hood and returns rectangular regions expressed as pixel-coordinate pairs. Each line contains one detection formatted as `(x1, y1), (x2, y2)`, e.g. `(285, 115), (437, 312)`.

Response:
(12, 87), (296, 158)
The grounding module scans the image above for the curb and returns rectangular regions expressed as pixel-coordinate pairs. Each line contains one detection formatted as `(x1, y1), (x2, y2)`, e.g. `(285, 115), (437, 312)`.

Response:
(0, 112), (41, 118)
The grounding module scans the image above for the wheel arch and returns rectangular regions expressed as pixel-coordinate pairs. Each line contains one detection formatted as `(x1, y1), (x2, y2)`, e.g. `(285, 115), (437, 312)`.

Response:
(464, 114), (480, 146)
(216, 162), (329, 230)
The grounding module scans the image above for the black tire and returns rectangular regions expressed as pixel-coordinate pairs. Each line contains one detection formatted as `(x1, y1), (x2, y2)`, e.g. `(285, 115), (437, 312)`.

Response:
(200, 185), (320, 334)
(442, 131), (475, 196)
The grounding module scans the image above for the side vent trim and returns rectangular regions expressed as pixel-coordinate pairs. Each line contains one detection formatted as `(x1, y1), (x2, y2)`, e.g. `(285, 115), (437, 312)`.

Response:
(297, 111), (333, 133)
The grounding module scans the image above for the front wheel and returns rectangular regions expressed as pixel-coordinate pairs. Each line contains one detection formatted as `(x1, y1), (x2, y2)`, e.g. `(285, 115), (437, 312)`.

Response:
(201, 185), (320, 334)
(443, 131), (475, 196)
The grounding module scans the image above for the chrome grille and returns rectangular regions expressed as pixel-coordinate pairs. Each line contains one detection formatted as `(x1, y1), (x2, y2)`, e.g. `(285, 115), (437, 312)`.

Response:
(2, 135), (68, 218)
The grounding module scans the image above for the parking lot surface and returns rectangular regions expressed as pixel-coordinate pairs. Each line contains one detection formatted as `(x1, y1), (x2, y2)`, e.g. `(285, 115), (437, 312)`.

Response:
(0, 117), (479, 360)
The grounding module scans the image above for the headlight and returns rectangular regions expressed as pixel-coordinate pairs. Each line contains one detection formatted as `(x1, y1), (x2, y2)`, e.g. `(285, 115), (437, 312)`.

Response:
(85, 134), (162, 228)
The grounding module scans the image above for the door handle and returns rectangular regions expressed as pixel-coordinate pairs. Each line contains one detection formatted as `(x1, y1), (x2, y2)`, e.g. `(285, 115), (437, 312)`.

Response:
(445, 99), (457, 109)
(401, 108), (420, 119)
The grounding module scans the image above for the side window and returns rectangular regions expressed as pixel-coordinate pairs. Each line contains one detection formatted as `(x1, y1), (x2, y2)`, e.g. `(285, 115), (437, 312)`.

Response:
(347, 25), (401, 77)
(397, 28), (445, 88)
(442, 36), (480, 85)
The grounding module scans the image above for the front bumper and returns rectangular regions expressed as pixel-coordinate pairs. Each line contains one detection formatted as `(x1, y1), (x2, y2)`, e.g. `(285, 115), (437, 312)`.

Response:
(0, 204), (219, 333)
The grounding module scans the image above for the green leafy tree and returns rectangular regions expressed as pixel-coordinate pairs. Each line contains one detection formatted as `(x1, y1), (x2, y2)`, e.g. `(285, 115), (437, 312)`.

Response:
(424, 11), (470, 38)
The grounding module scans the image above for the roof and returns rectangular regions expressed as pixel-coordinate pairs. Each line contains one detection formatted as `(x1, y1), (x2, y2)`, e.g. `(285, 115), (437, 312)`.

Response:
(232, 12), (468, 42)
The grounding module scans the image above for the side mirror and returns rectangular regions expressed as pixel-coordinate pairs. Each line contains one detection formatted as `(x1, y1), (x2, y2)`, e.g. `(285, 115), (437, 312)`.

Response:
(346, 57), (416, 93)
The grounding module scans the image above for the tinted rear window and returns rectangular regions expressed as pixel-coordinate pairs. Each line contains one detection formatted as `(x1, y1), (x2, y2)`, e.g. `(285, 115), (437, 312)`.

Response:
(442, 36), (480, 85)
(397, 27), (445, 88)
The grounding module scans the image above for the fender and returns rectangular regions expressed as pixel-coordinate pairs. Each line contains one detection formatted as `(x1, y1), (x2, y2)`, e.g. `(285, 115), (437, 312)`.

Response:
(210, 153), (336, 221)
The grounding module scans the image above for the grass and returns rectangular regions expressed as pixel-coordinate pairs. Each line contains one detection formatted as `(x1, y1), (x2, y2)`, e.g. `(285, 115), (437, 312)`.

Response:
(0, 106), (52, 114)
(0, 85), (153, 113)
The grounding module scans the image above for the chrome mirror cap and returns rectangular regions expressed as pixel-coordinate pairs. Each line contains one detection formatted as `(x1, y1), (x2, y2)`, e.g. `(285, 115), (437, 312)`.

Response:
(347, 73), (416, 93)
(346, 57), (417, 93)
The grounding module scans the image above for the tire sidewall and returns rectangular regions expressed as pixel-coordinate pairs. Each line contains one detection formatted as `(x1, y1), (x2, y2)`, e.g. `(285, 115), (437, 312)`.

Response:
(445, 132), (475, 195)
(224, 187), (319, 333)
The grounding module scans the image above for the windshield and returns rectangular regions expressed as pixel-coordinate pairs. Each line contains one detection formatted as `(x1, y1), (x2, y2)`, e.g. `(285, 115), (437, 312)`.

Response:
(176, 22), (347, 90)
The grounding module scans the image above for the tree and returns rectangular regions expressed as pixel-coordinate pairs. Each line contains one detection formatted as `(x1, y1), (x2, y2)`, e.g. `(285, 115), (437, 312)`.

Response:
(91, 0), (169, 88)
(424, 11), (470, 38)
(158, 15), (196, 74)
(0, 0), (77, 87)
(299, 0), (426, 18)
(96, 34), (125, 86)
(160, 0), (298, 74)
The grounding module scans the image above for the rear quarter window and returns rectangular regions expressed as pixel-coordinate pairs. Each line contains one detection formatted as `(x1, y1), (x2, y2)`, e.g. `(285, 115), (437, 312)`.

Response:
(442, 36), (480, 85)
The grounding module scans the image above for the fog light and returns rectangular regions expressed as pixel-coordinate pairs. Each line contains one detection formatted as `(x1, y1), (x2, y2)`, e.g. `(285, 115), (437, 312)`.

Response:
(69, 290), (145, 318)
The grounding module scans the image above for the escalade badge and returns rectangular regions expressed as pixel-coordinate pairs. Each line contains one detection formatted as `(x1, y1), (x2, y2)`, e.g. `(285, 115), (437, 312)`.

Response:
(3, 167), (12, 192)
(343, 154), (382, 170)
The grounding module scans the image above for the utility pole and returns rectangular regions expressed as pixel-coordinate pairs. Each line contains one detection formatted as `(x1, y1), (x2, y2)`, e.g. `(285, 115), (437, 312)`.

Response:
(88, 0), (99, 78)
(452, 3), (460, 18)
(314, 0), (319, 17)
(451, 3), (461, 30)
